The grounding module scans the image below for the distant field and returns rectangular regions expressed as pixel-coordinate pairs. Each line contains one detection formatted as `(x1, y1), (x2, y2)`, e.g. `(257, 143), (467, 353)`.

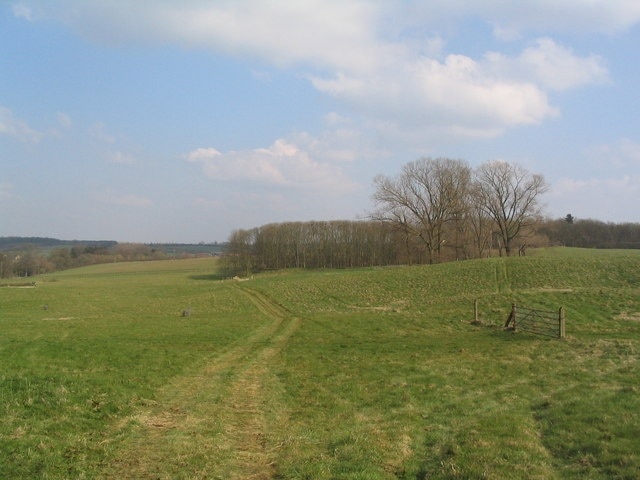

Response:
(1, 248), (638, 479)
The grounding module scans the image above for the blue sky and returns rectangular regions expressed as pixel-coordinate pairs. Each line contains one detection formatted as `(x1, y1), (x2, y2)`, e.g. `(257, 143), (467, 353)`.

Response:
(2, 1), (640, 243)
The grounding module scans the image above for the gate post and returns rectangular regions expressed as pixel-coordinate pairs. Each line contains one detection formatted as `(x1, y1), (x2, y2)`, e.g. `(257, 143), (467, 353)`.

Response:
(505, 303), (517, 329)
(558, 307), (566, 339)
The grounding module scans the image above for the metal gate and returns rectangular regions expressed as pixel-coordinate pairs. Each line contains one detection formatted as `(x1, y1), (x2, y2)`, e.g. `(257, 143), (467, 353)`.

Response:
(504, 303), (565, 338)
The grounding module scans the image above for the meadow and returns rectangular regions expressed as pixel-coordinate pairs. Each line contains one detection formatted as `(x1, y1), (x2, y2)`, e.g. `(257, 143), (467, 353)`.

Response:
(0, 248), (638, 479)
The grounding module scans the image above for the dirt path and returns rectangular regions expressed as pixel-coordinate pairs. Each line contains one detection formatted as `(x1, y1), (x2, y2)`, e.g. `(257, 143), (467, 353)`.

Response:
(101, 283), (299, 479)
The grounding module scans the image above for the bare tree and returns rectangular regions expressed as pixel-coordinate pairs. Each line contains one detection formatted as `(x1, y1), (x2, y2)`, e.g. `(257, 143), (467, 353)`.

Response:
(474, 161), (548, 256)
(465, 198), (494, 259)
(372, 157), (471, 263)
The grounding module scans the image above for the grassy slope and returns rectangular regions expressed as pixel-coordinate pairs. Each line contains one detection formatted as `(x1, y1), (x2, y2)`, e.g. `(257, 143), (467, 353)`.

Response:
(0, 249), (638, 479)
(244, 248), (640, 479)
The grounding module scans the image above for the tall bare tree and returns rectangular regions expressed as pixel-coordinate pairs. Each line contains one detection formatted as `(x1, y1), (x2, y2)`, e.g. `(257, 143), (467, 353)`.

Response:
(474, 160), (548, 256)
(372, 157), (471, 263)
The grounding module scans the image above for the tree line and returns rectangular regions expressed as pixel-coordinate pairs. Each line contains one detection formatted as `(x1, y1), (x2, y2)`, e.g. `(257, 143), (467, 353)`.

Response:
(0, 243), (169, 278)
(222, 158), (639, 276)
(540, 216), (640, 249)
(221, 220), (398, 276)
(222, 158), (550, 275)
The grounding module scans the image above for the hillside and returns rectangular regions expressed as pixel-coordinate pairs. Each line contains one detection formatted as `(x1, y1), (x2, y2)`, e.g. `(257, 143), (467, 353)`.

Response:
(0, 236), (226, 255)
(0, 248), (638, 478)
(0, 236), (117, 251)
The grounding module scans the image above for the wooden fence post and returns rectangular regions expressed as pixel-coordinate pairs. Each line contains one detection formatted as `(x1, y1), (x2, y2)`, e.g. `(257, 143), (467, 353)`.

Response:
(559, 307), (566, 339)
(474, 299), (478, 323)
(504, 303), (517, 328)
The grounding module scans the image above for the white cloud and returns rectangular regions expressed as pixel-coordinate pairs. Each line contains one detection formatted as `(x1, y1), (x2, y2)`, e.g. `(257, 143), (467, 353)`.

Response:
(309, 34), (608, 137)
(21, 1), (640, 46)
(550, 175), (640, 222)
(0, 106), (43, 143)
(492, 24), (521, 42)
(289, 128), (379, 163)
(186, 147), (221, 162)
(485, 38), (609, 91)
(483, 0), (640, 36)
(14, 1), (626, 139)
(406, 0), (640, 36)
(554, 175), (640, 198)
(185, 138), (357, 192)
(12, 3), (35, 21)
(56, 112), (73, 129)
(0, 107), (74, 143)
(19, 1), (390, 73)
(311, 52), (559, 137)
(323, 112), (350, 127)
(106, 150), (136, 165)
(589, 138), (640, 168)
(89, 122), (116, 144)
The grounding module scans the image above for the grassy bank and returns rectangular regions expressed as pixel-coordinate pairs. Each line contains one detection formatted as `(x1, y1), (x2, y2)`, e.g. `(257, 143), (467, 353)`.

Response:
(1, 249), (638, 478)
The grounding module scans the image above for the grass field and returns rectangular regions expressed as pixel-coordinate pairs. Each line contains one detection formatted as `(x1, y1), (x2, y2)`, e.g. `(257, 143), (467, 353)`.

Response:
(1, 248), (638, 479)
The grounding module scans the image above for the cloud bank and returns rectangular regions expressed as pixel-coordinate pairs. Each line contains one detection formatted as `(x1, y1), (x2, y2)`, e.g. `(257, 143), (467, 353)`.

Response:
(185, 138), (357, 193)
(12, 1), (618, 138)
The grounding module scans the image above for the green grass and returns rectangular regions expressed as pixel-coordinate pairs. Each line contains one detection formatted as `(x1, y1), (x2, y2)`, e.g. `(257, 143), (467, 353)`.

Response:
(1, 259), (265, 478)
(1, 248), (639, 478)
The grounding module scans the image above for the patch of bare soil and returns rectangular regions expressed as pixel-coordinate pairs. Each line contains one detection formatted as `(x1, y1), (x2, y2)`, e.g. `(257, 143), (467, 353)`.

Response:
(536, 287), (573, 292)
(616, 311), (640, 322)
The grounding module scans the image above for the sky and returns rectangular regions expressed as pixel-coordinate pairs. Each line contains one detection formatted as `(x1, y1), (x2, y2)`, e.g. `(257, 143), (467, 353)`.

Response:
(2, 1), (640, 243)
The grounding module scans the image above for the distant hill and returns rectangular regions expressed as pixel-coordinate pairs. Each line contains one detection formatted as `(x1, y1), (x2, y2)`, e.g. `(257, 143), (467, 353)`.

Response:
(0, 237), (227, 256)
(0, 237), (117, 251)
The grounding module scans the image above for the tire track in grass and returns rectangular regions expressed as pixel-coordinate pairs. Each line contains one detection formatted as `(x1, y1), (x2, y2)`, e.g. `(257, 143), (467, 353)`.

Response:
(494, 258), (511, 293)
(101, 283), (299, 479)
(222, 284), (300, 479)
